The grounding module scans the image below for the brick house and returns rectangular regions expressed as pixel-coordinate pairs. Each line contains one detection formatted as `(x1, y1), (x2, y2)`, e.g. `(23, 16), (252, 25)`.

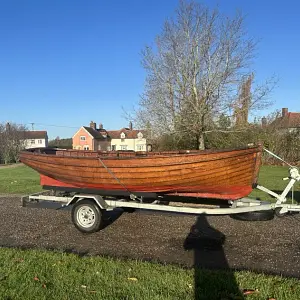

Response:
(267, 108), (300, 132)
(72, 121), (148, 151)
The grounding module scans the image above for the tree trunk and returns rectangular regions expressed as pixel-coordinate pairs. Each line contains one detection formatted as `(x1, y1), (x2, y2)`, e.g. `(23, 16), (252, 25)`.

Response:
(197, 132), (205, 150)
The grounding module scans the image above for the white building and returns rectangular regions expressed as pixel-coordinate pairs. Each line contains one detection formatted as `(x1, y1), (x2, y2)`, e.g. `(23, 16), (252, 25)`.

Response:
(23, 131), (48, 149)
(108, 128), (147, 151)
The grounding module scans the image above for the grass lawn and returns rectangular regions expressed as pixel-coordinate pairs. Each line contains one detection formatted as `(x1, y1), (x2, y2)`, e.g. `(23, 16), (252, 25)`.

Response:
(249, 165), (300, 202)
(0, 165), (42, 194)
(0, 247), (299, 300)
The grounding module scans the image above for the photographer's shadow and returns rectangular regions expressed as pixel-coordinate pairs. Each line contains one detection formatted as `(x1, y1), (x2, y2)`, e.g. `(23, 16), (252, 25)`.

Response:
(184, 215), (243, 300)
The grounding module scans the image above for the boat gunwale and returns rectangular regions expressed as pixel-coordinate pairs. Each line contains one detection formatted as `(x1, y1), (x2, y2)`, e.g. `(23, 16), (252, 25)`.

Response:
(20, 151), (260, 170)
(25, 158), (255, 184)
(20, 145), (262, 162)
(21, 151), (257, 174)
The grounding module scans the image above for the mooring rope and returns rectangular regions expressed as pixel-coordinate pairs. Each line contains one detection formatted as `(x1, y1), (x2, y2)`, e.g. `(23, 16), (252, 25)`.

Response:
(98, 157), (138, 200)
(263, 148), (298, 203)
(263, 147), (294, 168)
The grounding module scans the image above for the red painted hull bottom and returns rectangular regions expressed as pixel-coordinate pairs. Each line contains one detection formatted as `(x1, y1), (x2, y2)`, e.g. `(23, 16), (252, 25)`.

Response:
(40, 175), (252, 201)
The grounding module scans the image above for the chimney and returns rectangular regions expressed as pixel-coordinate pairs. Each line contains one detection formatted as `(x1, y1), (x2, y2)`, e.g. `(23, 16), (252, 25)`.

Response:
(99, 123), (103, 130)
(129, 121), (133, 131)
(90, 121), (96, 130)
(261, 117), (267, 128)
(282, 108), (288, 117)
(5, 122), (10, 132)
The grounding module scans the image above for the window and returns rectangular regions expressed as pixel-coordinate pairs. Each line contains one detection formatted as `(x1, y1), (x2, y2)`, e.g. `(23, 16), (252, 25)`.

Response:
(120, 132), (125, 139)
(31, 139), (35, 144)
(80, 136), (86, 141)
(38, 139), (42, 144)
(137, 132), (143, 139)
(98, 144), (101, 150)
(111, 145), (116, 151)
(120, 145), (127, 150)
(137, 145), (144, 151)
(83, 146), (89, 150)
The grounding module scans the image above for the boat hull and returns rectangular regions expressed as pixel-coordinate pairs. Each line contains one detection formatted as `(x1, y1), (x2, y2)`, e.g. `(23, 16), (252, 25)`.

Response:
(20, 146), (262, 200)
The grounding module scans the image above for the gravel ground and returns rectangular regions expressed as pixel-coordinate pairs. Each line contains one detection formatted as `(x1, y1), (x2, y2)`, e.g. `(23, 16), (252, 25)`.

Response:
(1, 196), (300, 277)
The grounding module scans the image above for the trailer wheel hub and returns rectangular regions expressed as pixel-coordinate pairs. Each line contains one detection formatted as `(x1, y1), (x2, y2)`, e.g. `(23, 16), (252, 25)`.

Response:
(77, 206), (96, 228)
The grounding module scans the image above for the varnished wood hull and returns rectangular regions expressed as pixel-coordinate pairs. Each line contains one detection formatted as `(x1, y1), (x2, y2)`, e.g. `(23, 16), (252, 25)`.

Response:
(19, 146), (262, 200)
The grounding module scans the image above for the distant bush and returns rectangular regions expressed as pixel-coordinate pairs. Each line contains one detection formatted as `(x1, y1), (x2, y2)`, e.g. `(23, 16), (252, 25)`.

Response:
(150, 125), (299, 165)
(0, 122), (27, 164)
(206, 126), (299, 165)
(48, 138), (73, 149)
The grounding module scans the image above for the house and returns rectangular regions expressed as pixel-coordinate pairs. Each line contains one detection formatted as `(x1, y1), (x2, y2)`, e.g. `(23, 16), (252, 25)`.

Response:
(72, 122), (110, 151)
(22, 131), (49, 149)
(108, 126), (147, 151)
(72, 121), (148, 151)
(267, 108), (300, 132)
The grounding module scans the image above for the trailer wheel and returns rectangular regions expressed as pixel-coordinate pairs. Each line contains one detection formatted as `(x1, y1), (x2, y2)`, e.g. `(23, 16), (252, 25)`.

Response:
(230, 209), (274, 221)
(71, 199), (104, 233)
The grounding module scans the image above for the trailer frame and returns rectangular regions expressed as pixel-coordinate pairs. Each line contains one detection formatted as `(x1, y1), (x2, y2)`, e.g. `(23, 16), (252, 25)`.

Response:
(21, 166), (300, 233)
(21, 143), (300, 234)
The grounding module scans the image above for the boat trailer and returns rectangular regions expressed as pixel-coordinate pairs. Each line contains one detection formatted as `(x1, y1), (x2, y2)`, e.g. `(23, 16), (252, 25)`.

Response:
(21, 164), (300, 233)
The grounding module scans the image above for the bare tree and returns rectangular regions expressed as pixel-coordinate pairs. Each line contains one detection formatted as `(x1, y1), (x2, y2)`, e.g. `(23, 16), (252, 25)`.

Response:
(0, 122), (27, 164)
(135, 0), (276, 149)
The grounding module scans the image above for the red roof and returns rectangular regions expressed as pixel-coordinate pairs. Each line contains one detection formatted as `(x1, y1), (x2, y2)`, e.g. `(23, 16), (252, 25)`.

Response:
(272, 112), (300, 129)
(107, 128), (145, 139)
(82, 126), (145, 140)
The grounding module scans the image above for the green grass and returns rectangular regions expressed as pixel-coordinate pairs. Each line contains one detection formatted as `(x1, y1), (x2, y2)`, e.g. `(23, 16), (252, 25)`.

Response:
(0, 247), (299, 300)
(0, 165), (42, 194)
(249, 165), (300, 202)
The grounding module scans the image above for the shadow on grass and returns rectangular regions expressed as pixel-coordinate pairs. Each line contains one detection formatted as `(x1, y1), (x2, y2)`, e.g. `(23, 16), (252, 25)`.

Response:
(184, 216), (243, 300)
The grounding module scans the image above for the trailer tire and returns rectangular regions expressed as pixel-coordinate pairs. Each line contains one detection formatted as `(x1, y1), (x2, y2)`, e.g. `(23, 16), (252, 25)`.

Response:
(230, 209), (274, 221)
(71, 199), (104, 233)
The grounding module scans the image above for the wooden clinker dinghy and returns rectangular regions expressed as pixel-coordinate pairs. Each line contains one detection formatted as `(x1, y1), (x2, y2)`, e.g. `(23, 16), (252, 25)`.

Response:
(19, 145), (262, 201)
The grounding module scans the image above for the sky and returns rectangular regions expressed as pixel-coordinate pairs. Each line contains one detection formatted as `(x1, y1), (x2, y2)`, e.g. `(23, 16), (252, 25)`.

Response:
(0, 0), (299, 139)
